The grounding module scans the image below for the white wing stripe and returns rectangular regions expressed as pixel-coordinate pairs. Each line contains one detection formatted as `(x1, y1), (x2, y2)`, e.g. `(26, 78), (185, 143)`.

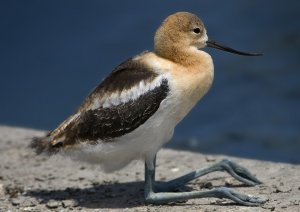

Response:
(88, 74), (169, 110)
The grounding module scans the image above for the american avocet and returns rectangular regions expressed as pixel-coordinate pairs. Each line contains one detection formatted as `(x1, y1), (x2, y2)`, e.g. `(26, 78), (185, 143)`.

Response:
(31, 12), (266, 206)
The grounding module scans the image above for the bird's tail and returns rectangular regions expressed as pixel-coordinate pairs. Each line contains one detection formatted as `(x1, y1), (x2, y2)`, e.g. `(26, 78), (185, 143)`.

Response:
(30, 135), (62, 155)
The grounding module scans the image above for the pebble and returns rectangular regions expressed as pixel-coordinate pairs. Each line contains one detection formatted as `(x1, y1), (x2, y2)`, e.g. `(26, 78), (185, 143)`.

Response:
(62, 199), (78, 208)
(11, 197), (22, 206)
(293, 201), (299, 205)
(6, 185), (24, 198)
(205, 156), (216, 162)
(22, 198), (36, 207)
(21, 207), (39, 212)
(200, 182), (213, 189)
(225, 179), (234, 186)
(46, 200), (61, 209)
(0, 184), (5, 197)
(34, 177), (45, 182)
(171, 167), (179, 172)
(272, 185), (292, 193)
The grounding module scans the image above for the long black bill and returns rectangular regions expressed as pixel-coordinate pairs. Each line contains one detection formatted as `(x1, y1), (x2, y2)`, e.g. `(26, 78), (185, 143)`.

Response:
(206, 39), (263, 56)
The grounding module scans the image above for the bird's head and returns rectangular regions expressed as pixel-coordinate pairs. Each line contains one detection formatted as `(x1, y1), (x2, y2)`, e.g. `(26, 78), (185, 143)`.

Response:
(154, 12), (262, 63)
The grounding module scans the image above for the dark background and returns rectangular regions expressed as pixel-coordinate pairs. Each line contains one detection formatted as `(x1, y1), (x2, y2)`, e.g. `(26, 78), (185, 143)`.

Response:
(0, 1), (299, 163)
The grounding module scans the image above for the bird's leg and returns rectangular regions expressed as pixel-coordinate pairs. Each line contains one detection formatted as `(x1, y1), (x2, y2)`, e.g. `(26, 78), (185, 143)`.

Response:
(155, 159), (262, 192)
(144, 156), (267, 206)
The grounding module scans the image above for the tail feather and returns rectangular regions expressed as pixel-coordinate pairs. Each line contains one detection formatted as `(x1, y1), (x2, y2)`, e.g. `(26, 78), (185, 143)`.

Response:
(30, 135), (62, 155)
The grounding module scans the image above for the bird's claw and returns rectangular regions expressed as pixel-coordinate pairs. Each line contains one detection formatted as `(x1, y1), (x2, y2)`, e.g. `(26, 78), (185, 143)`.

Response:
(215, 187), (268, 206)
(218, 159), (262, 186)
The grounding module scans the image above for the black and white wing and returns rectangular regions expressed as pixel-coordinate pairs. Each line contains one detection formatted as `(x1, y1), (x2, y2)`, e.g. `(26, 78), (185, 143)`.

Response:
(31, 56), (170, 154)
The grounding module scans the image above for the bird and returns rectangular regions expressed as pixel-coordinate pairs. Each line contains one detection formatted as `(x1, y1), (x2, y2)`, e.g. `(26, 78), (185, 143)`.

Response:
(31, 12), (267, 206)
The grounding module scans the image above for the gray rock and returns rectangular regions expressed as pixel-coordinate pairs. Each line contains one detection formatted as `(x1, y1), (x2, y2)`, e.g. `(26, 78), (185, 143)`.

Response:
(11, 197), (22, 206)
(0, 184), (5, 197)
(46, 200), (61, 209)
(62, 199), (78, 208)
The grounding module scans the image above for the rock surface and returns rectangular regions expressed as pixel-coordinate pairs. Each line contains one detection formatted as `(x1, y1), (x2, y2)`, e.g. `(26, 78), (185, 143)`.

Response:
(0, 125), (299, 211)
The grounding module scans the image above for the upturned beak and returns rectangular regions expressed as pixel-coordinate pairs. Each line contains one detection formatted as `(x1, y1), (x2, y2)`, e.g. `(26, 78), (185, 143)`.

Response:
(206, 39), (263, 56)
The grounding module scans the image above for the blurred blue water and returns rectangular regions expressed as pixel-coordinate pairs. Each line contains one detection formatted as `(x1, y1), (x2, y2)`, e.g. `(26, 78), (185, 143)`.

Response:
(0, 1), (299, 163)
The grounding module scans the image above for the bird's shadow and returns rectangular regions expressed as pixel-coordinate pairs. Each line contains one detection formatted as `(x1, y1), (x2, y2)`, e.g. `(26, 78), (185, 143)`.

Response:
(26, 181), (200, 209)
(26, 181), (146, 208)
(26, 178), (247, 209)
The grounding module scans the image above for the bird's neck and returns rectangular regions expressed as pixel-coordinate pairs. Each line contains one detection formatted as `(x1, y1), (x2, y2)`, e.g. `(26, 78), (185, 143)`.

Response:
(155, 44), (211, 69)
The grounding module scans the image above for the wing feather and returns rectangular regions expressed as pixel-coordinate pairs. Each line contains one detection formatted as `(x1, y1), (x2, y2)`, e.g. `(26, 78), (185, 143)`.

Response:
(31, 56), (170, 154)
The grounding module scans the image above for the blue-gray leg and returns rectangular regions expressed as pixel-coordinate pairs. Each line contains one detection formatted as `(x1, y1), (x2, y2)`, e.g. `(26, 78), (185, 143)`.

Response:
(155, 159), (261, 192)
(144, 156), (267, 206)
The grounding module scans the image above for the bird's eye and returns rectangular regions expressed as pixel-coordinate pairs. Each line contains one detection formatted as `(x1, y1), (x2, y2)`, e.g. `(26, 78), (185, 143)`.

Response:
(193, 28), (201, 34)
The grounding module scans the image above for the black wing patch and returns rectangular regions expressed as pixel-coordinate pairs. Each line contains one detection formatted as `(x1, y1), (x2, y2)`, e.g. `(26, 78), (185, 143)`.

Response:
(64, 79), (169, 145)
(94, 58), (158, 93)
(79, 56), (158, 112)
